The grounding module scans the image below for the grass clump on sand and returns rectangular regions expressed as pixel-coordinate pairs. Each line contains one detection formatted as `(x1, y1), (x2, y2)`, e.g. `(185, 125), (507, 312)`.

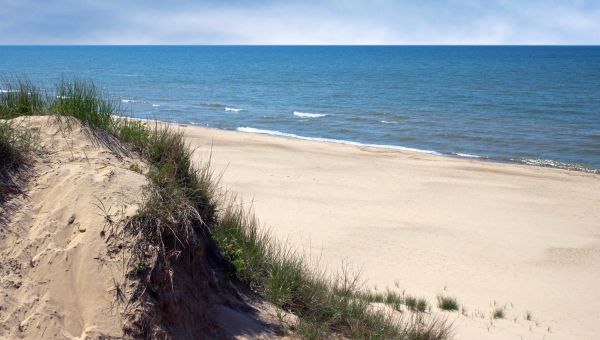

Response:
(0, 78), (45, 119)
(356, 290), (430, 314)
(50, 79), (117, 129)
(405, 295), (429, 313)
(493, 308), (505, 319)
(437, 295), (459, 311)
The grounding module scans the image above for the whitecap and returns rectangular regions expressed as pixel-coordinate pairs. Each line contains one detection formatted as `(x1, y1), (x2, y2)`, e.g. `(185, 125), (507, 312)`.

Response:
(225, 107), (244, 112)
(152, 104), (160, 107)
(293, 111), (328, 118)
(121, 99), (137, 103)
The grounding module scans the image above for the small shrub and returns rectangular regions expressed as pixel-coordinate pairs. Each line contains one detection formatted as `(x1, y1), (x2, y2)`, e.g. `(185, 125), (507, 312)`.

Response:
(493, 308), (504, 319)
(437, 295), (459, 311)
(525, 311), (532, 321)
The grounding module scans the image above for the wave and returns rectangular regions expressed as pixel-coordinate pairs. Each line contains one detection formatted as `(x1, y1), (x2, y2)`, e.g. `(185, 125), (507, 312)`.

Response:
(511, 158), (598, 174)
(225, 107), (245, 112)
(293, 111), (328, 118)
(236, 127), (441, 155)
(121, 99), (137, 103)
(152, 104), (160, 107)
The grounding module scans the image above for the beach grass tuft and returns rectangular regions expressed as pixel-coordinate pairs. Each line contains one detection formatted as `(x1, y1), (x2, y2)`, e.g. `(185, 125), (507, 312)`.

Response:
(50, 79), (117, 129)
(437, 295), (459, 311)
(0, 77), (46, 119)
(493, 307), (505, 319)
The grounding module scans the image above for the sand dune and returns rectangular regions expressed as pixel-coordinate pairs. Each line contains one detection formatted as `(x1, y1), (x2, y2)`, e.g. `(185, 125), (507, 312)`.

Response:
(0, 117), (284, 339)
(186, 126), (600, 340)
(0, 117), (147, 338)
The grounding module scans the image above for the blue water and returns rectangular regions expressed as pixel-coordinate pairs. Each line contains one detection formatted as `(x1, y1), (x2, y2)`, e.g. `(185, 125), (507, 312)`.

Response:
(1, 46), (600, 171)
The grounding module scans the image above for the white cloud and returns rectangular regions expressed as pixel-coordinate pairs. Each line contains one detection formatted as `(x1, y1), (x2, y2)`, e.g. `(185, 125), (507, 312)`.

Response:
(0, 0), (599, 44)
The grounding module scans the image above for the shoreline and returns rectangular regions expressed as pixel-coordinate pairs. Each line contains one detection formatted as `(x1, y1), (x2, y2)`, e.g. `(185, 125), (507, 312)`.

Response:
(115, 115), (600, 175)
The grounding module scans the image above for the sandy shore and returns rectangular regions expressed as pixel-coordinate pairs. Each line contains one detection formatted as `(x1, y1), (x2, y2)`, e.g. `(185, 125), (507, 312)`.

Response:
(185, 125), (600, 339)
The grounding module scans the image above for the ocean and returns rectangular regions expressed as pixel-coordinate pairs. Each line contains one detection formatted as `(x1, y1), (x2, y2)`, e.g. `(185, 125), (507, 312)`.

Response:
(1, 46), (599, 171)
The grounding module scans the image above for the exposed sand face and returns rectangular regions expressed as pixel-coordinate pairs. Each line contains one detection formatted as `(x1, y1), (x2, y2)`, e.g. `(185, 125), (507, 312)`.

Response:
(185, 126), (600, 340)
(0, 117), (290, 339)
(0, 117), (147, 339)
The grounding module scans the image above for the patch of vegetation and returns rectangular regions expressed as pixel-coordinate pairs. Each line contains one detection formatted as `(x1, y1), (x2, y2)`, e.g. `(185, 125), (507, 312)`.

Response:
(0, 120), (37, 203)
(525, 310), (532, 321)
(404, 295), (429, 313)
(128, 163), (143, 174)
(437, 295), (459, 311)
(50, 79), (117, 129)
(493, 308), (505, 319)
(0, 77), (46, 119)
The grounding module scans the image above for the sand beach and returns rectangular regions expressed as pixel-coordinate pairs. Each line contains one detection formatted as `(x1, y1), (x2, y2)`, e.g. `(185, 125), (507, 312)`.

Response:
(185, 125), (600, 339)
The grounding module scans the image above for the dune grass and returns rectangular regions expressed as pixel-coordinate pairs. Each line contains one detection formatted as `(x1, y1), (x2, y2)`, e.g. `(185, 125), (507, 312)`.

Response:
(0, 120), (37, 203)
(0, 78), (46, 119)
(437, 295), (459, 311)
(493, 308), (505, 319)
(50, 79), (117, 129)
(0, 77), (453, 339)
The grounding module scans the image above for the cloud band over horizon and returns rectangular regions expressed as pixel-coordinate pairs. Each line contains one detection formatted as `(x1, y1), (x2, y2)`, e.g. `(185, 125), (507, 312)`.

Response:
(0, 0), (599, 45)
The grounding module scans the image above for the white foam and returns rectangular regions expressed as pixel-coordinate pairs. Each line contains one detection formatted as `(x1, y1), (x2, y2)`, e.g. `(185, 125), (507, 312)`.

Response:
(236, 127), (441, 155)
(152, 104), (160, 107)
(121, 99), (136, 103)
(293, 111), (328, 118)
(225, 107), (244, 112)
(455, 153), (480, 158)
(0, 89), (17, 93)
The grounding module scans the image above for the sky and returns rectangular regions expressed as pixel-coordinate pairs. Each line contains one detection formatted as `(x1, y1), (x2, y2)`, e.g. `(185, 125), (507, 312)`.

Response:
(0, 0), (599, 45)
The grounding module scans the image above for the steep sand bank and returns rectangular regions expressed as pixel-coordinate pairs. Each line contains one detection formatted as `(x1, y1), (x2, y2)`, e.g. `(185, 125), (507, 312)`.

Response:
(0, 117), (285, 339)
(185, 125), (600, 339)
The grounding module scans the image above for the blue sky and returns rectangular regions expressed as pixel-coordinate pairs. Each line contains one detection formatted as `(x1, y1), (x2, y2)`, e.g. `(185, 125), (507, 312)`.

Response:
(0, 0), (599, 44)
